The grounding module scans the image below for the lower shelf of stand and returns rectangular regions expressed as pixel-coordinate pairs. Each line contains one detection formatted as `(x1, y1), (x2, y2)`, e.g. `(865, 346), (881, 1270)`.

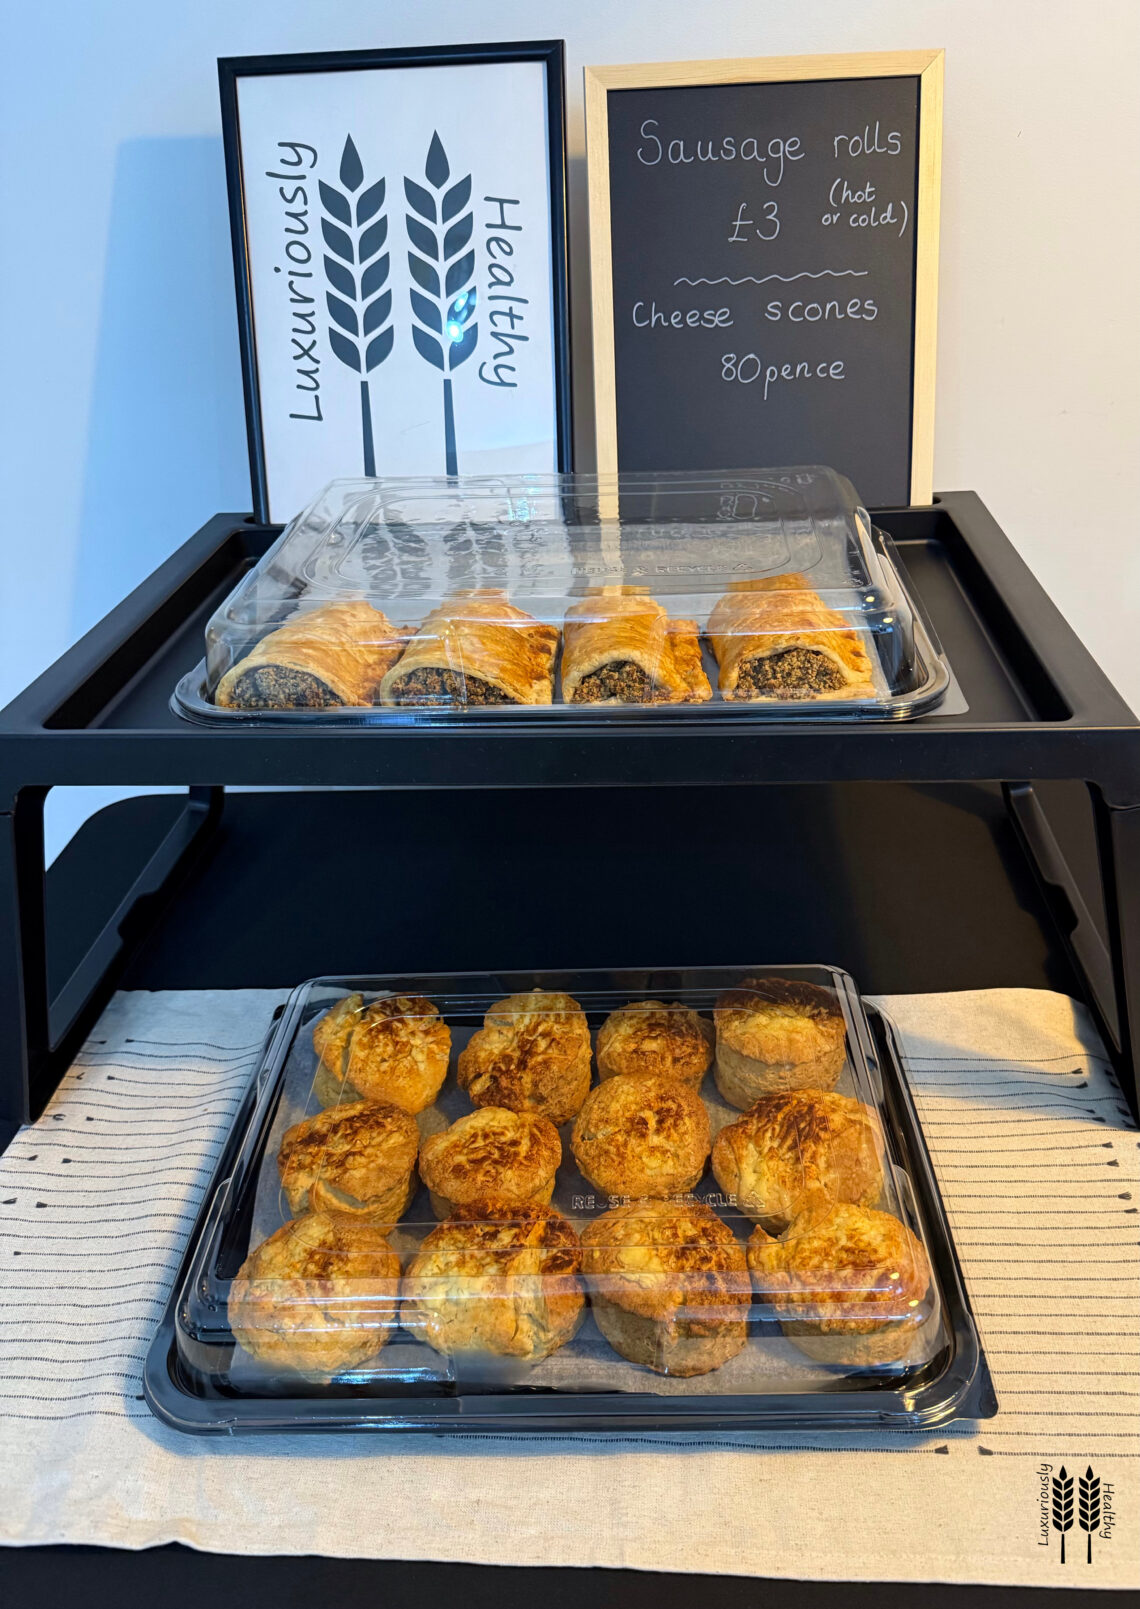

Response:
(48, 782), (1077, 1000)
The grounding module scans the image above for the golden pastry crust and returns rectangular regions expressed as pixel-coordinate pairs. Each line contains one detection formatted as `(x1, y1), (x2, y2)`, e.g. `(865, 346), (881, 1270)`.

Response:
(228, 1210), (401, 1380)
(596, 1000), (713, 1088)
(418, 1106), (562, 1218)
(714, 977), (847, 1108)
(581, 1199), (750, 1376)
(708, 574), (874, 702)
(561, 592), (711, 705)
(457, 990), (591, 1127)
(571, 1073), (711, 1200)
(401, 1202), (584, 1360)
(312, 994), (451, 1114)
(747, 1200), (932, 1366)
(711, 1090), (884, 1232)
(379, 590), (559, 706)
(278, 1099), (420, 1229)
(216, 601), (409, 709)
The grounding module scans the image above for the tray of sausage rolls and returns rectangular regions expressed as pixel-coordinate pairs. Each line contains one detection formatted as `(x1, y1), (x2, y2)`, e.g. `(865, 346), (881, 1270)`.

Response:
(143, 964), (995, 1433)
(171, 468), (954, 725)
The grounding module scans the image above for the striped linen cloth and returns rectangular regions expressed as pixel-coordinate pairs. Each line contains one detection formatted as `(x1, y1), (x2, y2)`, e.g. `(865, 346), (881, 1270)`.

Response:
(0, 986), (1136, 1586)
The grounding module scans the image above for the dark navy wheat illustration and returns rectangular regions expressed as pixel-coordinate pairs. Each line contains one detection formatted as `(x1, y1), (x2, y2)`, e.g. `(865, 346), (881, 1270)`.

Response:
(320, 136), (393, 476)
(405, 132), (478, 476)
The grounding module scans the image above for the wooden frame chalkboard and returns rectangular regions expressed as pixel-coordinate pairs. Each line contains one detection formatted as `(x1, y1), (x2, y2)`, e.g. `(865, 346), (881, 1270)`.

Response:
(585, 51), (942, 505)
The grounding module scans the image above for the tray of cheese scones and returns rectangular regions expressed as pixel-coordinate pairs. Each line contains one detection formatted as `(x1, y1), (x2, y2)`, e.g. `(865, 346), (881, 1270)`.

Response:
(172, 468), (954, 726)
(144, 965), (995, 1433)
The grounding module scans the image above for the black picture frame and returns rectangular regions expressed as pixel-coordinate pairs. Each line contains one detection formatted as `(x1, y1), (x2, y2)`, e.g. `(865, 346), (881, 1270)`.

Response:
(219, 40), (573, 523)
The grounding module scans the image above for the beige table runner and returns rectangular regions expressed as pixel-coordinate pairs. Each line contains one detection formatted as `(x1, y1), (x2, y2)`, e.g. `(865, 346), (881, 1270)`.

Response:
(0, 986), (1136, 1587)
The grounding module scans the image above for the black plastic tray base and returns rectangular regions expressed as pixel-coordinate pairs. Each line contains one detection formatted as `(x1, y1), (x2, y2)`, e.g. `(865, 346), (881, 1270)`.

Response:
(143, 1003), (995, 1435)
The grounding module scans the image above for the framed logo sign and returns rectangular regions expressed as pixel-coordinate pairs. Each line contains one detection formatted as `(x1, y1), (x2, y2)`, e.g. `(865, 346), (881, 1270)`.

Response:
(220, 41), (572, 523)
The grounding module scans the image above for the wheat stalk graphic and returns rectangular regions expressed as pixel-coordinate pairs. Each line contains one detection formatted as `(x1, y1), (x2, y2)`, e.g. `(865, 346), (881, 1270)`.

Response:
(405, 131), (478, 477)
(1052, 1466), (1074, 1563)
(320, 135), (393, 476)
(1078, 1466), (1101, 1564)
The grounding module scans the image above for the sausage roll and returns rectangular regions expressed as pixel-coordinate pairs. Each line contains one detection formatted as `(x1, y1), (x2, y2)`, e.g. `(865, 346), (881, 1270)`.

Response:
(379, 590), (559, 706)
(215, 600), (408, 710)
(561, 591), (712, 705)
(708, 573), (875, 701)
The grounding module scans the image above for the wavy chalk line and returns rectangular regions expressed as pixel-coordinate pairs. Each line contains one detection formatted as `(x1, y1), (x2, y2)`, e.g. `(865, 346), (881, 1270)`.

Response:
(674, 269), (869, 286)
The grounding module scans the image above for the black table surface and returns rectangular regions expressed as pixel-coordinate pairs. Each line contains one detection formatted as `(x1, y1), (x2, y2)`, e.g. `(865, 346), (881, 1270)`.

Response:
(6, 784), (1127, 1604)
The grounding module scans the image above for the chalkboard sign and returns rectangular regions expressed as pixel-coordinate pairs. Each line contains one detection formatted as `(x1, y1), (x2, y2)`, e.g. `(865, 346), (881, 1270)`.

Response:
(585, 51), (942, 505)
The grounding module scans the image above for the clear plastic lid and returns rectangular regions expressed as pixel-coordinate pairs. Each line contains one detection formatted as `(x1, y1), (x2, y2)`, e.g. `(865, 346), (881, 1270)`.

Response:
(175, 469), (950, 723)
(175, 967), (949, 1402)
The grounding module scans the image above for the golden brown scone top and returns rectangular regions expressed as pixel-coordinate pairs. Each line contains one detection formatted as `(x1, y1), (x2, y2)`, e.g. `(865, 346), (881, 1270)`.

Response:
(711, 1090), (883, 1230)
(228, 1210), (401, 1378)
(457, 990), (591, 1127)
(401, 1202), (584, 1359)
(715, 977), (846, 1067)
(278, 1099), (419, 1215)
(419, 1106), (561, 1209)
(747, 1200), (931, 1334)
(581, 1198), (750, 1323)
(596, 1000), (713, 1086)
(314, 993), (451, 1114)
(571, 1073), (711, 1199)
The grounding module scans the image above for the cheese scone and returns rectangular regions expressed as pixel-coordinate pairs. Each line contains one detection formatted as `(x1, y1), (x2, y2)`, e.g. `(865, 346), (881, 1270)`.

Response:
(312, 993), (451, 1115)
(714, 977), (847, 1108)
(596, 1000), (714, 1089)
(418, 1106), (561, 1219)
(571, 1073), (710, 1200)
(458, 990), (591, 1127)
(278, 1099), (419, 1230)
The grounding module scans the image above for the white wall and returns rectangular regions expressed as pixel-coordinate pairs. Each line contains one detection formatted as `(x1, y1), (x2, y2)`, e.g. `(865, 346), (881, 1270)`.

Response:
(2, 0), (1137, 823)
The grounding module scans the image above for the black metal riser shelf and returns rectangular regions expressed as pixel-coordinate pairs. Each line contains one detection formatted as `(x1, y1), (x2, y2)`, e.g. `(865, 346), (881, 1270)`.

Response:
(1, 491), (1138, 1141)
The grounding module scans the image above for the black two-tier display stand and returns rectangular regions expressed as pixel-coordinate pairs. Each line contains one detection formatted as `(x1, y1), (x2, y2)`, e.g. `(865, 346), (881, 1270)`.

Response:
(1, 490), (1137, 1604)
(1, 490), (1138, 1142)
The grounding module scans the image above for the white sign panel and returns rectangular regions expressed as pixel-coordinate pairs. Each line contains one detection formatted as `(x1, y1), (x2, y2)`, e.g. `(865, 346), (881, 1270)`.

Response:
(227, 52), (567, 521)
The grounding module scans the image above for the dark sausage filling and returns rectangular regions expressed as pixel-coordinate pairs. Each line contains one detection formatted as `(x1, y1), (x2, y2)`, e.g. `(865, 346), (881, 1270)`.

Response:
(572, 660), (654, 703)
(393, 667), (512, 705)
(736, 649), (845, 699)
(224, 666), (344, 709)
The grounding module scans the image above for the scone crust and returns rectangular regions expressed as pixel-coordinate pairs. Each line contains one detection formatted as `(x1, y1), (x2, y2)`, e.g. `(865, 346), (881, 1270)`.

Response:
(715, 977), (846, 1104)
(571, 1073), (711, 1199)
(596, 1001), (714, 1088)
(711, 1090), (884, 1231)
(457, 990), (591, 1127)
(747, 1200), (931, 1363)
(401, 1202), (584, 1360)
(581, 1199), (749, 1375)
(419, 1106), (561, 1213)
(278, 1099), (420, 1228)
(228, 1210), (401, 1380)
(314, 994), (451, 1114)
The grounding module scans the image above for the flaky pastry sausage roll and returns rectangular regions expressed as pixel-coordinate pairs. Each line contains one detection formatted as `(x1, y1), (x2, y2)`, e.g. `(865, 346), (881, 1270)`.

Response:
(216, 600), (410, 710)
(708, 573), (874, 701)
(561, 591), (711, 705)
(379, 590), (559, 706)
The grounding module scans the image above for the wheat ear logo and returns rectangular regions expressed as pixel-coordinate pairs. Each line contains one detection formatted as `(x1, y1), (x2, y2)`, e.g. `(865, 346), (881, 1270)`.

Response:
(1078, 1466), (1101, 1563)
(405, 131), (478, 476)
(320, 135), (393, 476)
(1052, 1466), (1075, 1562)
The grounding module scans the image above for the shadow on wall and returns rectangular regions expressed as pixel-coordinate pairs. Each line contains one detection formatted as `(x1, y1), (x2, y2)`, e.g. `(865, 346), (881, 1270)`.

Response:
(71, 136), (250, 641)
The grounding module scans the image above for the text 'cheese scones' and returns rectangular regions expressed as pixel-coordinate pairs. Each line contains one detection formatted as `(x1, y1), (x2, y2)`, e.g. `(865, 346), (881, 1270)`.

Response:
(457, 990), (591, 1127)
(712, 1090), (884, 1232)
(401, 1202), (584, 1361)
(581, 1199), (750, 1376)
(714, 977), (847, 1108)
(312, 992), (450, 1114)
(596, 1001), (714, 1089)
(418, 1107), (561, 1219)
(278, 1099), (419, 1230)
(571, 1073), (711, 1200)
(228, 1210), (401, 1381)
(748, 1199), (932, 1367)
